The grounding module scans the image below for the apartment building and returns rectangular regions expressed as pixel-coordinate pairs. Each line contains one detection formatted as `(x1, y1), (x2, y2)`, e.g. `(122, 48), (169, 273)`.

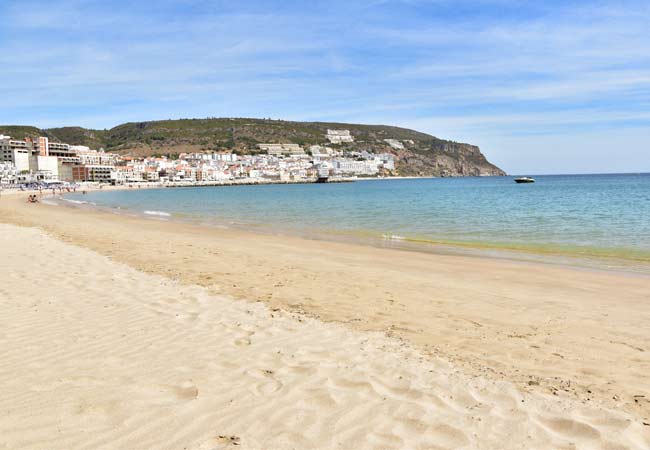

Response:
(144, 168), (160, 181)
(0, 162), (17, 184)
(212, 153), (238, 162)
(110, 166), (137, 184)
(78, 149), (118, 166)
(72, 165), (113, 182)
(0, 136), (31, 172)
(257, 143), (304, 156)
(35, 155), (60, 180)
(332, 159), (379, 175)
(326, 129), (354, 144)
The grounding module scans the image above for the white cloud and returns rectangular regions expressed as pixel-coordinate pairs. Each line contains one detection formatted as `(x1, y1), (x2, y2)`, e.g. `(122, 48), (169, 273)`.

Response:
(1, 0), (649, 173)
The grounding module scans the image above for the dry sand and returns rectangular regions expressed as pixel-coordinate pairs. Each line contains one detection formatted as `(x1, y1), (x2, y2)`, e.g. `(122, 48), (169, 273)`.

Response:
(1, 195), (650, 448)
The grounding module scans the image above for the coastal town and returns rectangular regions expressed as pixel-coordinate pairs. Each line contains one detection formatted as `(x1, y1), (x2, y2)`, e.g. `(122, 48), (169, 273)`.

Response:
(0, 129), (397, 187)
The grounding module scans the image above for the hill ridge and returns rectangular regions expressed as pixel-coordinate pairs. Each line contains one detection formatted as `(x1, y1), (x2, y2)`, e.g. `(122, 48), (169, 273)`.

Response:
(0, 118), (506, 177)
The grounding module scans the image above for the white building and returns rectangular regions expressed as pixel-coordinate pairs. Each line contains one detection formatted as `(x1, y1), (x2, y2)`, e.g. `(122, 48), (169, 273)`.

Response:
(0, 162), (17, 184)
(1, 148), (30, 172)
(212, 153), (238, 162)
(257, 143), (304, 156)
(380, 156), (395, 171)
(110, 168), (132, 184)
(110, 166), (145, 183)
(0, 136), (31, 172)
(332, 159), (379, 176)
(35, 155), (59, 180)
(48, 141), (71, 153)
(144, 169), (160, 182)
(78, 149), (118, 166)
(384, 139), (405, 150)
(371, 153), (396, 171)
(326, 129), (354, 144)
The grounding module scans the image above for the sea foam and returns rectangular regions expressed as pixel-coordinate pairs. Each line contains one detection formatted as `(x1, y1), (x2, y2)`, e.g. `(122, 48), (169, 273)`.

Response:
(144, 210), (172, 217)
(63, 198), (95, 206)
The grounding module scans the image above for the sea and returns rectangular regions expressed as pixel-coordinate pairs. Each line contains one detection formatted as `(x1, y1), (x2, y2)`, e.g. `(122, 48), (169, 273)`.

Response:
(65, 174), (650, 273)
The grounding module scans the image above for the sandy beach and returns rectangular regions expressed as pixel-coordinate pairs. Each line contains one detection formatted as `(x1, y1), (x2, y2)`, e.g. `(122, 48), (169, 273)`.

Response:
(1, 194), (649, 449)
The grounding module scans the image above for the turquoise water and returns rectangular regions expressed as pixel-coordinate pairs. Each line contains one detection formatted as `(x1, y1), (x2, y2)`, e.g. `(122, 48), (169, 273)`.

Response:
(67, 174), (650, 264)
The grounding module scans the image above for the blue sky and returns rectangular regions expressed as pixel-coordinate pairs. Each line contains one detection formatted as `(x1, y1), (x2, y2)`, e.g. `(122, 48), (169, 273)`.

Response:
(1, 0), (649, 174)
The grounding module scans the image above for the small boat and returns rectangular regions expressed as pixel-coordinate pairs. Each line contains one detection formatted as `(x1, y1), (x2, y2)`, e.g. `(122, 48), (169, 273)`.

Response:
(514, 177), (535, 184)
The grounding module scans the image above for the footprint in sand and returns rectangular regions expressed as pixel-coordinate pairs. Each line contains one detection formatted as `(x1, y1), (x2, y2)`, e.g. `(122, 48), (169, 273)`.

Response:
(423, 423), (470, 448)
(233, 330), (255, 347)
(234, 337), (251, 346)
(132, 380), (199, 405)
(539, 417), (601, 441)
(246, 368), (283, 396)
(173, 380), (200, 400)
(192, 434), (241, 449)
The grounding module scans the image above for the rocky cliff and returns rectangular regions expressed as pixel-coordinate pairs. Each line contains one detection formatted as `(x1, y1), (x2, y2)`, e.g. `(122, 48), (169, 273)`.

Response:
(394, 141), (506, 177)
(0, 118), (506, 177)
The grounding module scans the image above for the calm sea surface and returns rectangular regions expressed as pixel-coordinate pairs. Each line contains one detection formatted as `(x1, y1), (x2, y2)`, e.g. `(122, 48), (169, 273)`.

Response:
(67, 174), (650, 268)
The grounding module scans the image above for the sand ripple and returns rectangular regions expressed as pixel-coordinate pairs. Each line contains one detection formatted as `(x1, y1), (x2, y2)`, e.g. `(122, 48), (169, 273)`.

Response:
(0, 224), (648, 449)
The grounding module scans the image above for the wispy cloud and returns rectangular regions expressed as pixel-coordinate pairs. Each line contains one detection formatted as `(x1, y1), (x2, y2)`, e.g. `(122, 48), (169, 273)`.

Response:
(0, 0), (649, 173)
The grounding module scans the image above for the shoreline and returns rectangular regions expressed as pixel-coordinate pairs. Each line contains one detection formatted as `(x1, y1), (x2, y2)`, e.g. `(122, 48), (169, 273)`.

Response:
(57, 186), (650, 276)
(0, 174), (431, 194)
(1, 192), (649, 425)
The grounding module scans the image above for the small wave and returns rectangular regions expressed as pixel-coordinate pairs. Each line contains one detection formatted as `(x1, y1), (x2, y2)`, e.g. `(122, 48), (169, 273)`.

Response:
(41, 199), (59, 206)
(144, 210), (171, 217)
(382, 234), (405, 241)
(63, 198), (90, 205)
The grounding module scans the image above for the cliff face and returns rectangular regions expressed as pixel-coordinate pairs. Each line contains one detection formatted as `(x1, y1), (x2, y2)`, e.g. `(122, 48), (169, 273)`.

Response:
(0, 118), (506, 177)
(395, 142), (506, 177)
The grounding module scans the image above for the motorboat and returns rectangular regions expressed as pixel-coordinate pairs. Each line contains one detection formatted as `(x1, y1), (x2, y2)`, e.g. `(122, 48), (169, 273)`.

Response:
(514, 177), (535, 184)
